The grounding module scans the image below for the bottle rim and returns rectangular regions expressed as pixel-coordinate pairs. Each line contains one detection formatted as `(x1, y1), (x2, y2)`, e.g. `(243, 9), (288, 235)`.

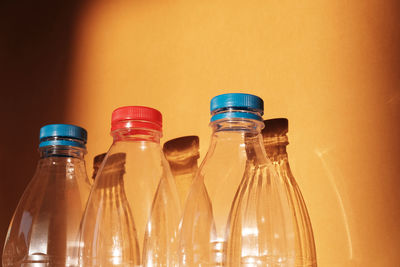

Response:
(210, 110), (263, 122)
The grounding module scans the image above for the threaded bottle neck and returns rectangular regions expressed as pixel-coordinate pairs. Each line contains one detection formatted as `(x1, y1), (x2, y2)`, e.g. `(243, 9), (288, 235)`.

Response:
(39, 143), (86, 159)
(263, 135), (289, 162)
(210, 117), (264, 134)
(211, 107), (263, 123)
(111, 127), (162, 143)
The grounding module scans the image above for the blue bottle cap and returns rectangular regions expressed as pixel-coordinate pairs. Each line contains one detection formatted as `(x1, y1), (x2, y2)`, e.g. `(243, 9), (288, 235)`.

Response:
(39, 124), (87, 148)
(210, 93), (264, 122)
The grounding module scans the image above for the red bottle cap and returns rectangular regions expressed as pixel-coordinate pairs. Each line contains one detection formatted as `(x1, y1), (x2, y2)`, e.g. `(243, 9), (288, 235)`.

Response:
(111, 106), (162, 132)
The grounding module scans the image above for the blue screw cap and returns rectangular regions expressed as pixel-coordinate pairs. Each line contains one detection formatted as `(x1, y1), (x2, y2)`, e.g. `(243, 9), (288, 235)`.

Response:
(210, 93), (264, 115)
(210, 93), (264, 122)
(39, 124), (87, 148)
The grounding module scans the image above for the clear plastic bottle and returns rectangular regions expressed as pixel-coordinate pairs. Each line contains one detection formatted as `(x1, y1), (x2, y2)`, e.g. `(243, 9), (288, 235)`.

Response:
(79, 106), (181, 267)
(2, 124), (91, 267)
(179, 93), (295, 267)
(262, 119), (317, 267)
(163, 136), (200, 207)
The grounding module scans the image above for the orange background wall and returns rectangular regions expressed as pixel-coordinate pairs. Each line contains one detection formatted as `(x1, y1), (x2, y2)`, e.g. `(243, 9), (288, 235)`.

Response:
(1, 0), (399, 266)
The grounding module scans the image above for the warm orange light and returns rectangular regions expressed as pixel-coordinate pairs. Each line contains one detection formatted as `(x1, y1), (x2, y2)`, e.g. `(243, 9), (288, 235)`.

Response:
(67, 1), (400, 266)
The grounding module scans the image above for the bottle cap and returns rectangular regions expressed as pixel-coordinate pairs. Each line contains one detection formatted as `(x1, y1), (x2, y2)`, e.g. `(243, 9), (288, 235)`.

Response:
(210, 93), (264, 122)
(210, 93), (264, 114)
(262, 118), (289, 137)
(39, 124), (87, 148)
(111, 106), (162, 132)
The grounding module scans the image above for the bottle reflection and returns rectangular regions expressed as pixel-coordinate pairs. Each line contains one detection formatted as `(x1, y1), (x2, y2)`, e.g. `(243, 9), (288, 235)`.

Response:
(92, 153), (106, 180)
(314, 147), (353, 264)
(262, 118), (317, 267)
(163, 136), (200, 207)
(79, 153), (140, 266)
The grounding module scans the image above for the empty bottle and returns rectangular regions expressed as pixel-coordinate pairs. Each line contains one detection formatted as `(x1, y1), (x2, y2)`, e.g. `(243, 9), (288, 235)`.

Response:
(179, 93), (295, 267)
(79, 106), (181, 267)
(2, 124), (91, 267)
(262, 119), (317, 267)
(163, 136), (200, 207)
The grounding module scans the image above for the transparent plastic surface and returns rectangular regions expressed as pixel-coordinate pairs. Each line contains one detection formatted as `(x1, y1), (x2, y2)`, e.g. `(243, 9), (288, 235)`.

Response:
(2, 144), (91, 267)
(179, 117), (295, 267)
(262, 122), (317, 267)
(163, 136), (199, 207)
(92, 153), (106, 180)
(79, 129), (181, 267)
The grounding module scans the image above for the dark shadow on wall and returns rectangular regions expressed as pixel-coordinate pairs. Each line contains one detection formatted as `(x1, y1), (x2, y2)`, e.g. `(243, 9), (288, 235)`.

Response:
(0, 0), (87, 261)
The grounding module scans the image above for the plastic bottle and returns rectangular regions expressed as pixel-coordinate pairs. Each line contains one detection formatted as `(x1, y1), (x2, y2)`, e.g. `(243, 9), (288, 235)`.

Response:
(262, 118), (317, 267)
(179, 93), (295, 267)
(163, 136), (200, 207)
(79, 106), (181, 267)
(2, 124), (91, 267)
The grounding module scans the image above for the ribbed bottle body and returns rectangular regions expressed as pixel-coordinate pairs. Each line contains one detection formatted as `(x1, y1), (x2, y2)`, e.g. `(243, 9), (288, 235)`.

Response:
(265, 141), (317, 267)
(179, 119), (295, 267)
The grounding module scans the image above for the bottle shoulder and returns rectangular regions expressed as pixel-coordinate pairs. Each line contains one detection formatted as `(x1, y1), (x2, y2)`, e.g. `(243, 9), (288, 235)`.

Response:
(3, 158), (91, 265)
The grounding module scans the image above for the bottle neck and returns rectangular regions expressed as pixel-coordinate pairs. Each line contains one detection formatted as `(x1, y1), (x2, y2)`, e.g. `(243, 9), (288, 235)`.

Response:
(210, 118), (264, 134)
(36, 146), (88, 183)
(264, 136), (296, 186)
(210, 119), (264, 149)
(169, 157), (199, 175)
(39, 145), (86, 159)
(210, 107), (263, 123)
(207, 118), (267, 164)
(263, 135), (289, 163)
(111, 127), (162, 143)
